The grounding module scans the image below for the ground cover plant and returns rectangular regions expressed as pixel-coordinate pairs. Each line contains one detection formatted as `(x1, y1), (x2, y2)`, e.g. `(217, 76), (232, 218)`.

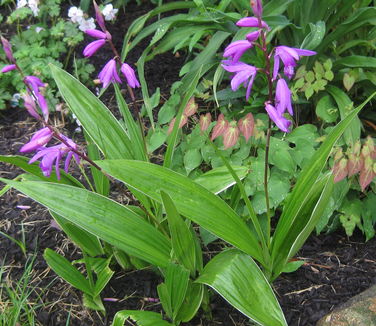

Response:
(0, 0), (376, 325)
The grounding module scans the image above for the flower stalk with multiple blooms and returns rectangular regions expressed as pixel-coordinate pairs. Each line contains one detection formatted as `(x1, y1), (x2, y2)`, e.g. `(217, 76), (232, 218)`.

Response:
(1, 36), (101, 179)
(219, 0), (316, 230)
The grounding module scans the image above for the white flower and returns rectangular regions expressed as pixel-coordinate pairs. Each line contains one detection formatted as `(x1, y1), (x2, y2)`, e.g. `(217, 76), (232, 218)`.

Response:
(28, 0), (39, 16)
(35, 26), (44, 33)
(78, 17), (96, 31)
(17, 0), (27, 8)
(102, 4), (118, 21)
(68, 6), (84, 24)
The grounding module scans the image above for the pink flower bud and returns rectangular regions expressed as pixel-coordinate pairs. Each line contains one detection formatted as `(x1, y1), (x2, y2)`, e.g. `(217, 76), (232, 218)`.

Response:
(223, 123), (240, 149)
(183, 97), (198, 117)
(1, 36), (15, 62)
(85, 29), (107, 39)
(211, 114), (229, 140)
(200, 112), (211, 133)
(22, 92), (40, 120)
(83, 39), (106, 57)
(250, 0), (263, 17)
(246, 31), (261, 43)
(120, 63), (140, 88)
(93, 1), (106, 31)
(238, 113), (254, 142)
(1, 64), (16, 73)
(236, 17), (270, 30)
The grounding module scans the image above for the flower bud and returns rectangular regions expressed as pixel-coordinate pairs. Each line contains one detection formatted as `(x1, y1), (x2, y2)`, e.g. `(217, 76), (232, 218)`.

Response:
(1, 36), (15, 62)
(1, 64), (16, 73)
(250, 0), (263, 17)
(93, 1), (106, 31)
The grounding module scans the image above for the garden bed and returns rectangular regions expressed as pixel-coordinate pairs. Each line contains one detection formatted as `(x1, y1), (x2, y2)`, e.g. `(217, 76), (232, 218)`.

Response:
(1, 1), (376, 326)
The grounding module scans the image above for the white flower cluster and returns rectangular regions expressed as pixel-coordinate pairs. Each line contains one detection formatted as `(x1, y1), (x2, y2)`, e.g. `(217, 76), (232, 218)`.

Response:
(68, 3), (118, 31)
(17, 0), (39, 17)
(102, 4), (118, 21)
(68, 6), (96, 31)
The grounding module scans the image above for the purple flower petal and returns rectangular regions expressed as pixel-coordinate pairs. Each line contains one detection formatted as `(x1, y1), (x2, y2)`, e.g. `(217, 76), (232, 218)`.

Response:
(251, 0), (263, 17)
(93, 1), (106, 31)
(223, 40), (253, 62)
(20, 127), (53, 153)
(1, 64), (16, 73)
(120, 63), (140, 88)
(246, 31), (261, 42)
(98, 59), (121, 89)
(85, 29), (107, 39)
(83, 39), (106, 57)
(275, 78), (293, 115)
(236, 17), (270, 30)
(1, 36), (14, 62)
(265, 103), (291, 133)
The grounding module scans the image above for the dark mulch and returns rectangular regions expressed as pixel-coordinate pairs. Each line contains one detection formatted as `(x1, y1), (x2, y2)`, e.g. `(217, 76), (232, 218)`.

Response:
(1, 2), (376, 326)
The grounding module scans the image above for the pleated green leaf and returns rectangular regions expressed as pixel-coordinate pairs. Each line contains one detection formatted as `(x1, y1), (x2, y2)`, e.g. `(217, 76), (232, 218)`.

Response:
(271, 92), (375, 277)
(194, 166), (248, 194)
(196, 249), (287, 326)
(1, 179), (171, 267)
(96, 160), (265, 264)
(44, 249), (93, 295)
(161, 192), (196, 273)
(50, 64), (133, 160)
(111, 310), (173, 326)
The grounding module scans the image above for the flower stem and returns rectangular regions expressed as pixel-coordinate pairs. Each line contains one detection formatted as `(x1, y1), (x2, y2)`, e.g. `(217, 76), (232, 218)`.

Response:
(259, 21), (273, 246)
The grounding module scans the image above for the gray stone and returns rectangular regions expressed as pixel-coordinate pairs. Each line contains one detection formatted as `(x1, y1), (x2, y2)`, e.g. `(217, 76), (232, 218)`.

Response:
(317, 284), (376, 326)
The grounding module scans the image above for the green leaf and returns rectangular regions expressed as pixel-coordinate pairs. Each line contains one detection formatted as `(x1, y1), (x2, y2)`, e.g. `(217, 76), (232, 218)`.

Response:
(184, 149), (202, 174)
(83, 294), (105, 312)
(51, 212), (104, 257)
(286, 124), (318, 144)
(335, 55), (376, 68)
(316, 95), (339, 123)
(326, 85), (361, 145)
(175, 282), (203, 322)
(194, 165), (248, 194)
(44, 248), (93, 295)
(197, 250), (287, 326)
(300, 21), (326, 50)
(96, 160), (265, 265)
(161, 192), (196, 273)
(94, 262), (114, 297)
(112, 310), (173, 326)
(50, 64), (134, 160)
(281, 260), (305, 273)
(271, 92), (376, 278)
(2, 179), (171, 267)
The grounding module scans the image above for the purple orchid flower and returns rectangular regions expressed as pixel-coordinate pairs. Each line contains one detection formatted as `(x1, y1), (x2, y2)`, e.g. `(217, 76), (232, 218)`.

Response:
(223, 40), (254, 62)
(83, 39), (106, 57)
(273, 46), (316, 80)
(236, 17), (270, 30)
(93, 1), (106, 32)
(265, 103), (291, 133)
(98, 59), (121, 89)
(22, 92), (40, 120)
(1, 36), (15, 62)
(251, 0), (263, 17)
(246, 31), (261, 43)
(85, 29), (107, 39)
(222, 60), (257, 101)
(19, 127), (53, 153)
(275, 78), (293, 115)
(24, 76), (49, 121)
(28, 135), (80, 179)
(120, 63), (140, 88)
(1, 64), (16, 73)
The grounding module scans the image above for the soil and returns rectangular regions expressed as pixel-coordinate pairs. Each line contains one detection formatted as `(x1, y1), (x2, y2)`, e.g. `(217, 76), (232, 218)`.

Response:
(1, 2), (376, 326)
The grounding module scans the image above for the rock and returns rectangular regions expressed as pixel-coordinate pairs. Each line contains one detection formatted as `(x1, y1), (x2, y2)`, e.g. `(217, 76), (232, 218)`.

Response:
(317, 284), (376, 325)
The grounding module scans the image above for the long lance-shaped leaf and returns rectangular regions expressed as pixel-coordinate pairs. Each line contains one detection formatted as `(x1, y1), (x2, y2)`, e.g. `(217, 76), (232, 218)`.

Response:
(271, 174), (334, 279)
(271, 92), (376, 271)
(112, 310), (173, 326)
(50, 64), (134, 160)
(95, 160), (265, 265)
(196, 249), (287, 326)
(0, 179), (171, 267)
